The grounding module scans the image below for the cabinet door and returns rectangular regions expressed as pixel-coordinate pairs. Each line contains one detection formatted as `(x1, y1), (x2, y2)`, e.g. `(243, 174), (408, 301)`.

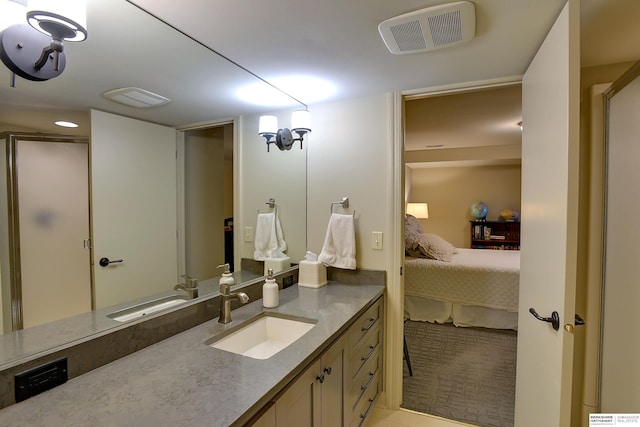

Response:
(321, 335), (346, 427)
(275, 359), (321, 427)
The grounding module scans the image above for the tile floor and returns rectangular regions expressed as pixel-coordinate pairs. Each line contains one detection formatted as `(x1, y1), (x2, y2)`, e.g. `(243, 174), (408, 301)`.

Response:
(368, 407), (477, 427)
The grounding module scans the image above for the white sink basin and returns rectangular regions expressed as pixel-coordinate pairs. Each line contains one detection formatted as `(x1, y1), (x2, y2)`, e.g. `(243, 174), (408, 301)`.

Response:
(107, 295), (189, 322)
(209, 314), (316, 359)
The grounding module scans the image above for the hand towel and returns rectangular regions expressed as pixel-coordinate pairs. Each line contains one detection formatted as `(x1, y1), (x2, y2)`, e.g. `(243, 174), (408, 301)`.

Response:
(254, 212), (287, 260)
(318, 213), (356, 270)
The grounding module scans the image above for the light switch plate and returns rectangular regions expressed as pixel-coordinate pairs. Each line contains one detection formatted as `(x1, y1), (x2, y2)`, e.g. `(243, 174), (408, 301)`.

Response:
(372, 231), (383, 250)
(244, 227), (253, 242)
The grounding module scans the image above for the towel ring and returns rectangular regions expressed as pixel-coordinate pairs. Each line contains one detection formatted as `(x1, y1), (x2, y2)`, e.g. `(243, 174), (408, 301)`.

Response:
(330, 197), (355, 217)
(258, 198), (277, 215)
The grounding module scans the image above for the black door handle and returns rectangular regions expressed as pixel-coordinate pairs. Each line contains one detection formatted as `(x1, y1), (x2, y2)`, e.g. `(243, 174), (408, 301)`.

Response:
(575, 314), (585, 326)
(99, 257), (123, 267)
(529, 308), (560, 331)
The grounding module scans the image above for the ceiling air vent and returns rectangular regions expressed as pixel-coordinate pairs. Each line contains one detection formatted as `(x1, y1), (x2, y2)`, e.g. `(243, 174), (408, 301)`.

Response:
(378, 1), (475, 55)
(102, 87), (171, 108)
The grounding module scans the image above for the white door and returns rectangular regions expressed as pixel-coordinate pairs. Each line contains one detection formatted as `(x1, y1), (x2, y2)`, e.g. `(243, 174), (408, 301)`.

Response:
(91, 110), (178, 309)
(515, 0), (580, 425)
(18, 139), (92, 328)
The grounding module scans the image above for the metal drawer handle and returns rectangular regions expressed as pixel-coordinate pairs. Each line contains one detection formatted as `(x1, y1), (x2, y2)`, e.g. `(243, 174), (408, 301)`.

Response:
(361, 344), (376, 362)
(316, 374), (325, 384)
(359, 398), (376, 422)
(324, 366), (332, 376)
(361, 371), (375, 391)
(361, 317), (377, 332)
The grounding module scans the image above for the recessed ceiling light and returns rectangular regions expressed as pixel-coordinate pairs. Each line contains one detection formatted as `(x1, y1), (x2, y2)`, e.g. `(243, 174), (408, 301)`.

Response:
(55, 120), (79, 128)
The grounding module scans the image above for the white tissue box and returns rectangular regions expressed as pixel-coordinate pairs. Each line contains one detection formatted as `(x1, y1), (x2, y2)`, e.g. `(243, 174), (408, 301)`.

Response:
(264, 257), (290, 275)
(298, 260), (327, 288)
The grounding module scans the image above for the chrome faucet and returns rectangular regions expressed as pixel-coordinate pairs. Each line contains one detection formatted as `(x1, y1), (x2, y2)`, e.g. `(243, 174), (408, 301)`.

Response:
(218, 282), (249, 324)
(174, 274), (199, 299)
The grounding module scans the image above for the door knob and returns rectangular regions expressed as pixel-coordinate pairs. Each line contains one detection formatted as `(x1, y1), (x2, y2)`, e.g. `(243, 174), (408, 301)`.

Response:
(99, 257), (123, 267)
(529, 308), (560, 331)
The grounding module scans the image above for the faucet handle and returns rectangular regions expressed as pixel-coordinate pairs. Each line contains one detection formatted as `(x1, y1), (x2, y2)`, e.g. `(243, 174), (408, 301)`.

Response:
(180, 274), (198, 287)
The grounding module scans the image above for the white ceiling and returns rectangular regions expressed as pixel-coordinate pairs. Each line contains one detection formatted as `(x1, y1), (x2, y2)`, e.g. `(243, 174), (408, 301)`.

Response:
(1, 0), (639, 137)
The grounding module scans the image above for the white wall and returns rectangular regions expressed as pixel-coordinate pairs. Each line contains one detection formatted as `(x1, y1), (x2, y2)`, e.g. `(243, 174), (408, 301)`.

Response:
(238, 110), (308, 266)
(306, 93), (395, 272)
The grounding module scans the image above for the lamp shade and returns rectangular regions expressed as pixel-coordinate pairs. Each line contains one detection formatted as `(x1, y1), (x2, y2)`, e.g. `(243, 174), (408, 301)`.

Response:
(26, 0), (87, 41)
(291, 110), (311, 132)
(406, 203), (429, 219)
(258, 115), (278, 135)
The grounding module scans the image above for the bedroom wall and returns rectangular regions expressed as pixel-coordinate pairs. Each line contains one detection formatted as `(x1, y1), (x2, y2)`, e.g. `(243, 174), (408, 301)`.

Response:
(408, 164), (521, 248)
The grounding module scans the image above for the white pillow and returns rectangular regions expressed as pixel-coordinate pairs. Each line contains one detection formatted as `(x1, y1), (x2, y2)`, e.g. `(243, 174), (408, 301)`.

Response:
(404, 215), (424, 251)
(415, 233), (456, 262)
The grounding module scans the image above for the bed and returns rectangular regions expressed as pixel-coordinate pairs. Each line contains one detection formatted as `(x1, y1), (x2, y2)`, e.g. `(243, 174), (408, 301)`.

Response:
(404, 248), (520, 330)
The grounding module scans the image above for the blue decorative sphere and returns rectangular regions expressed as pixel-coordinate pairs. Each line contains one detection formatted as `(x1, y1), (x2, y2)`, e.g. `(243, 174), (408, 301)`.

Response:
(470, 201), (488, 220)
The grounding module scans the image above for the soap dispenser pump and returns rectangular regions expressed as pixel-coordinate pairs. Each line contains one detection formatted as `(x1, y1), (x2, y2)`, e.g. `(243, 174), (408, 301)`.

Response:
(262, 268), (279, 308)
(217, 263), (235, 288)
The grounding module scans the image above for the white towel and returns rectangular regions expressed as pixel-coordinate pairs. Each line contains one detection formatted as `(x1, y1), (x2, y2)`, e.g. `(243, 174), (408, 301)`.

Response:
(254, 212), (287, 261)
(318, 213), (356, 270)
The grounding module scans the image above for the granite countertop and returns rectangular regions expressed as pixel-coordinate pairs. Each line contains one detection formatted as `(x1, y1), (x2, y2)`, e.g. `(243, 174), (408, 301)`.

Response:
(0, 282), (384, 426)
(0, 270), (262, 369)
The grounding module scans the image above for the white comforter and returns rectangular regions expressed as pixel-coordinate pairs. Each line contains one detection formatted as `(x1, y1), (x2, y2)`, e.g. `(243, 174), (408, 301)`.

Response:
(404, 248), (520, 312)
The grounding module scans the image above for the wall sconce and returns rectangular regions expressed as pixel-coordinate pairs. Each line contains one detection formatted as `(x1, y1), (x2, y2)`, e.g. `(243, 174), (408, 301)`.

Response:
(406, 202), (429, 219)
(0, 0), (87, 83)
(258, 110), (311, 152)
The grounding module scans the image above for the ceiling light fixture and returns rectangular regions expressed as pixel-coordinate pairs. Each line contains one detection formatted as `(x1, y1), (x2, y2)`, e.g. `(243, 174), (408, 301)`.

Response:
(55, 120), (78, 128)
(258, 110), (312, 152)
(0, 0), (87, 84)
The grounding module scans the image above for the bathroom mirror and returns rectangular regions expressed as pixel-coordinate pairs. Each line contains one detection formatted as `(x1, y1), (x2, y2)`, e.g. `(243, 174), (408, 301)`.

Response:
(0, 0), (307, 364)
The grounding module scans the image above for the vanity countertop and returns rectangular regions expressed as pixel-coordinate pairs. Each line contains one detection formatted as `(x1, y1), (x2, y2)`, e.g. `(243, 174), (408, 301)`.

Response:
(0, 282), (385, 426)
(0, 270), (263, 369)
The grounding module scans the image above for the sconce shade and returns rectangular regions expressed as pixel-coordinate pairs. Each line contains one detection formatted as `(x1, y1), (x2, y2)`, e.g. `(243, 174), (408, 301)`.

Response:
(258, 115), (278, 135)
(27, 0), (87, 42)
(0, 0), (27, 32)
(291, 110), (311, 132)
(406, 202), (429, 219)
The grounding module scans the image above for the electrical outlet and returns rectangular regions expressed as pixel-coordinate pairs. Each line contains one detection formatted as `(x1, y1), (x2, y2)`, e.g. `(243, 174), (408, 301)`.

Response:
(244, 226), (253, 242)
(372, 231), (383, 250)
(282, 275), (294, 289)
(15, 357), (68, 402)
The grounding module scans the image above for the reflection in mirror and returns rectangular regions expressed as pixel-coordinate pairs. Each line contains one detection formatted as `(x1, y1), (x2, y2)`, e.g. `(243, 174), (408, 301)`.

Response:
(0, 0), (307, 367)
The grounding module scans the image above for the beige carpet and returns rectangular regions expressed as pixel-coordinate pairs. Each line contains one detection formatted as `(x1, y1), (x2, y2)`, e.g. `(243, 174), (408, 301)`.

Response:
(402, 320), (517, 427)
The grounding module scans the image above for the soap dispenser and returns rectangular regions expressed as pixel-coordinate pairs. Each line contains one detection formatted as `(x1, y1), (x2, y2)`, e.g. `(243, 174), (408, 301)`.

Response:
(217, 263), (235, 288)
(262, 268), (279, 308)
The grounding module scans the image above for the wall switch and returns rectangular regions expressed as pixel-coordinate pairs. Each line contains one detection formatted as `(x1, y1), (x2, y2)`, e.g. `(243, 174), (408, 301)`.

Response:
(244, 227), (253, 242)
(372, 231), (383, 250)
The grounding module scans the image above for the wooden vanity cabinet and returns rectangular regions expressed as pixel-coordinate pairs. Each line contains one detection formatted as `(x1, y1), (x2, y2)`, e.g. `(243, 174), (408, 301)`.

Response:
(249, 296), (384, 427)
(274, 334), (346, 427)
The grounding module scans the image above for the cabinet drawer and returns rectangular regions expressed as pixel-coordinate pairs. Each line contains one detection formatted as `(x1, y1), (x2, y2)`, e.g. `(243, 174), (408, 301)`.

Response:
(348, 348), (380, 411)
(349, 375), (379, 427)
(349, 325), (381, 380)
(348, 300), (382, 351)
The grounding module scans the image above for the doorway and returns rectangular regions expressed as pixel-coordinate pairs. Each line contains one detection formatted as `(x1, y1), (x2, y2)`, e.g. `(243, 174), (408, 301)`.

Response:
(182, 123), (234, 280)
(401, 84), (522, 426)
